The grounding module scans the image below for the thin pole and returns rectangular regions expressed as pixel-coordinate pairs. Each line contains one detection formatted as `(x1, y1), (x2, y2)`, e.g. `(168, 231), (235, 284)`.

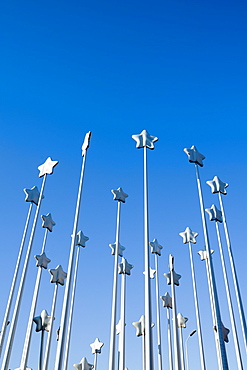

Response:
(1, 174), (47, 370)
(167, 308), (173, 370)
(154, 254), (162, 370)
(218, 192), (247, 352)
(195, 164), (228, 370)
(188, 242), (206, 370)
(118, 272), (126, 370)
(39, 330), (45, 370)
(94, 352), (98, 370)
(215, 221), (243, 369)
(0, 203), (33, 357)
(179, 327), (185, 370)
(185, 331), (196, 370)
(170, 258), (181, 370)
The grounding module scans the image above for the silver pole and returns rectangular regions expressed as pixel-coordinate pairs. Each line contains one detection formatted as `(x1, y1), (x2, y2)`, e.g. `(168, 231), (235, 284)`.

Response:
(94, 353), (98, 370)
(154, 254), (162, 370)
(39, 329), (45, 370)
(179, 327), (185, 370)
(167, 308), (173, 370)
(118, 272), (126, 370)
(185, 330), (196, 370)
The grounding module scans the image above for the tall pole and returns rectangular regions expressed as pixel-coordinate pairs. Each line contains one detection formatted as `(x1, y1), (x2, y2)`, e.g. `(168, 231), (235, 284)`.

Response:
(90, 338), (104, 370)
(177, 313), (188, 370)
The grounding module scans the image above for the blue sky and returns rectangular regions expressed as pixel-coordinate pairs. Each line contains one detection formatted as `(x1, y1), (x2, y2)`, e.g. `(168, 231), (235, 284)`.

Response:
(1, 0), (247, 369)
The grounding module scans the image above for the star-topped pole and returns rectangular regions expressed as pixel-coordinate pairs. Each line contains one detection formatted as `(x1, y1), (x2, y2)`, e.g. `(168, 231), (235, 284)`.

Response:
(177, 313), (188, 370)
(33, 310), (52, 370)
(160, 292), (173, 370)
(73, 357), (94, 370)
(132, 130), (158, 370)
(90, 338), (104, 370)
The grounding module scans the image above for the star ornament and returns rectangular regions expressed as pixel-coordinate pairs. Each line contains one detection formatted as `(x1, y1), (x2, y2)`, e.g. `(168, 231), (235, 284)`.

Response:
(49, 265), (67, 285)
(149, 239), (163, 256)
(111, 187), (128, 203)
(205, 204), (223, 223)
(109, 242), (125, 257)
(206, 176), (228, 195)
(23, 186), (44, 205)
(132, 130), (158, 150)
(118, 257), (134, 275)
(177, 313), (188, 328)
(198, 249), (214, 261)
(160, 292), (172, 309)
(81, 131), (92, 157)
(143, 267), (156, 279)
(35, 252), (51, 269)
(90, 337), (104, 354)
(164, 271), (181, 286)
(33, 309), (52, 332)
(41, 213), (56, 232)
(73, 357), (94, 370)
(74, 230), (89, 247)
(132, 315), (145, 337)
(38, 157), (58, 177)
(179, 227), (198, 244)
(184, 145), (205, 167)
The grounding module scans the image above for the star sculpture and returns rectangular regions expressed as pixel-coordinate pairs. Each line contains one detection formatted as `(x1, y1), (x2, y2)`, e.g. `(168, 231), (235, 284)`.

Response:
(132, 130), (158, 150)
(160, 292), (172, 308)
(41, 213), (56, 232)
(132, 315), (154, 336)
(35, 252), (51, 269)
(109, 242), (125, 257)
(23, 186), (44, 205)
(149, 238), (163, 256)
(111, 187), (128, 203)
(164, 271), (181, 286)
(222, 323), (230, 343)
(49, 265), (67, 285)
(81, 131), (92, 157)
(143, 267), (156, 279)
(184, 145), (205, 167)
(205, 204), (223, 223)
(90, 337), (104, 354)
(197, 249), (214, 261)
(74, 230), (89, 247)
(73, 357), (94, 370)
(118, 257), (134, 275)
(177, 313), (188, 328)
(38, 157), (58, 178)
(206, 176), (228, 195)
(179, 227), (198, 244)
(33, 309), (52, 332)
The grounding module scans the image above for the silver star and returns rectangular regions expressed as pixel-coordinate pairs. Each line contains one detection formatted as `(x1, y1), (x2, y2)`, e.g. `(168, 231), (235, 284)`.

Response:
(197, 249), (214, 261)
(132, 130), (158, 150)
(164, 271), (181, 286)
(23, 186), (44, 205)
(206, 176), (228, 195)
(15, 367), (32, 370)
(184, 145), (205, 167)
(132, 315), (145, 337)
(35, 252), (51, 269)
(222, 323), (230, 343)
(109, 242), (125, 257)
(111, 187), (128, 203)
(81, 131), (92, 157)
(90, 337), (104, 354)
(143, 267), (156, 279)
(116, 319), (122, 335)
(160, 292), (172, 308)
(41, 213), (56, 232)
(118, 257), (134, 275)
(177, 313), (188, 328)
(33, 309), (52, 332)
(179, 227), (198, 244)
(38, 157), (58, 177)
(149, 239), (163, 256)
(73, 357), (94, 370)
(74, 230), (89, 247)
(49, 265), (67, 285)
(205, 204), (223, 222)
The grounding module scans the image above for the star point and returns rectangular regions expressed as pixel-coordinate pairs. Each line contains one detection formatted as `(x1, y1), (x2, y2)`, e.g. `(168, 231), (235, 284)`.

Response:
(160, 292), (172, 308)
(38, 157), (58, 177)
(205, 204), (223, 222)
(73, 357), (94, 370)
(132, 130), (158, 150)
(149, 238), (163, 256)
(118, 257), (133, 275)
(41, 213), (56, 232)
(23, 186), (44, 205)
(49, 265), (67, 285)
(179, 227), (198, 244)
(109, 242), (125, 257)
(184, 145), (205, 167)
(206, 176), (228, 195)
(111, 187), (128, 203)
(90, 337), (104, 354)
(34, 252), (51, 269)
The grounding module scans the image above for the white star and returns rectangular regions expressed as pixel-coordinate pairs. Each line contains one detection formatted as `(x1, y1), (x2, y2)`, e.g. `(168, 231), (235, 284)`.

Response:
(81, 131), (92, 157)
(184, 145), (205, 167)
(205, 204), (223, 222)
(15, 367), (32, 370)
(160, 292), (172, 308)
(164, 271), (181, 286)
(132, 130), (158, 150)
(118, 257), (133, 275)
(41, 213), (56, 232)
(33, 309), (52, 332)
(197, 249), (214, 261)
(177, 313), (188, 328)
(149, 239), (163, 256)
(38, 157), (58, 177)
(23, 186), (44, 205)
(206, 176), (228, 195)
(34, 252), (51, 269)
(179, 227), (198, 244)
(132, 315), (154, 337)
(74, 230), (89, 247)
(109, 242), (125, 257)
(111, 187), (128, 203)
(90, 337), (104, 354)
(143, 267), (156, 279)
(49, 265), (67, 285)
(116, 319), (122, 335)
(73, 357), (94, 370)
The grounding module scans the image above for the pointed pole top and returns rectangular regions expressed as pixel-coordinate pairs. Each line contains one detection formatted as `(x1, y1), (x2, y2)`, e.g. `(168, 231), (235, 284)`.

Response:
(81, 131), (92, 157)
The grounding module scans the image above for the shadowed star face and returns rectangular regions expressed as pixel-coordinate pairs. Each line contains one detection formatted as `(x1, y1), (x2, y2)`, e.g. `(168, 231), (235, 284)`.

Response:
(41, 213), (56, 232)
(160, 292), (172, 308)
(49, 265), (67, 285)
(197, 249), (214, 261)
(111, 187), (128, 203)
(35, 252), (51, 269)
(184, 145), (205, 167)
(179, 227), (198, 244)
(132, 130), (158, 150)
(118, 257), (133, 275)
(90, 337), (104, 354)
(73, 357), (94, 370)
(74, 230), (89, 247)
(38, 157), (58, 177)
(222, 323), (230, 343)
(33, 309), (52, 332)
(149, 238), (163, 256)
(23, 186), (44, 205)
(205, 204), (223, 222)
(109, 242), (125, 257)
(206, 176), (228, 195)
(164, 271), (181, 286)
(177, 313), (188, 328)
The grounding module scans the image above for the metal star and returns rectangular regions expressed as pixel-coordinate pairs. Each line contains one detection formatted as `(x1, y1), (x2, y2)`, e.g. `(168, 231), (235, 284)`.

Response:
(143, 267), (156, 279)
(34, 252), (51, 269)
(15, 367), (32, 370)
(118, 257), (133, 275)
(132, 130), (158, 150)
(164, 271), (181, 286)
(160, 292), (172, 308)
(205, 204), (223, 222)
(81, 131), (92, 157)
(197, 249), (214, 261)
(38, 157), (59, 177)
(33, 309), (52, 332)
(111, 187), (128, 203)
(206, 176), (228, 195)
(41, 213), (56, 232)
(90, 337), (104, 354)
(222, 323), (230, 343)
(74, 230), (89, 247)
(132, 315), (154, 336)
(177, 313), (188, 328)
(179, 227), (198, 244)
(116, 319), (122, 335)
(109, 242), (125, 257)
(149, 239), (163, 256)
(184, 145), (205, 167)
(73, 357), (94, 370)
(49, 265), (67, 285)
(23, 186), (44, 205)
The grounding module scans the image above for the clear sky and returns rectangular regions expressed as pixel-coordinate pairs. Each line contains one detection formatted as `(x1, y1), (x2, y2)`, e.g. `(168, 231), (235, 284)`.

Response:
(1, 0), (247, 369)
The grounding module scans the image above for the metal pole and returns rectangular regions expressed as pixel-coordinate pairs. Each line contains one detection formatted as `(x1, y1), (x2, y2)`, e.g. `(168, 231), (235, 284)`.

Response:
(185, 330), (196, 370)
(94, 353), (98, 370)
(170, 257), (181, 370)
(39, 330), (45, 370)
(154, 254), (162, 370)
(179, 327), (185, 370)
(167, 308), (173, 370)
(118, 272), (126, 370)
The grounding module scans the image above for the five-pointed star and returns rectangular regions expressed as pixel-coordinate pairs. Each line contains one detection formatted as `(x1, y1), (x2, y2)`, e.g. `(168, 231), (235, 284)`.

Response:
(90, 337), (104, 354)
(49, 265), (67, 285)
(74, 230), (89, 247)
(111, 187), (128, 203)
(132, 315), (145, 337)
(35, 252), (51, 269)
(197, 249), (214, 261)
(177, 313), (188, 328)
(38, 157), (59, 178)
(149, 239), (163, 256)
(41, 213), (56, 232)
(205, 204), (223, 223)
(33, 309), (52, 332)
(23, 186), (44, 205)
(132, 130), (158, 150)
(143, 267), (156, 279)
(164, 271), (181, 286)
(118, 257), (133, 275)
(73, 357), (94, 370)
(109, 242), (125, 257)
(179, 227), (198, 244)
(160, 292), (172, 308)
(184, 145), (205, 167)
(81, 131), (92, 157)
(206, 176), (228, 195)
